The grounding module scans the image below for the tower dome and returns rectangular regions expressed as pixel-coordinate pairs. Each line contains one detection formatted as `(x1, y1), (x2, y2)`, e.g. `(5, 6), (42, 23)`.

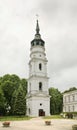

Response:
(31, 20), (45, 47)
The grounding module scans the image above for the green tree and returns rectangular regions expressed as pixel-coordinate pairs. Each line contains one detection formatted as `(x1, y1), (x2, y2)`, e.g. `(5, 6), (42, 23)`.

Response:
(1, 74), (20, 91)
(0, 77), (2, 86)
(63, 87), (77, 93)
(13, 86), (26, 115)
(49, 87), (63, 115)
(0, 74), (27, 115)
(10, 74), (20, 90)
(1, 81), (15, 106)
(1, 74), (21, 115)
(11, 90), (17, 115)
(21, 78), (27, 94)
(1, 74), (11, 82)
(0, 88), (6, 115)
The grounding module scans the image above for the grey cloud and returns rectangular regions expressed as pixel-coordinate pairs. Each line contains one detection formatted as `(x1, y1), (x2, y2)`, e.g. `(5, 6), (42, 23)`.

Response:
(50, 66), (77, 91)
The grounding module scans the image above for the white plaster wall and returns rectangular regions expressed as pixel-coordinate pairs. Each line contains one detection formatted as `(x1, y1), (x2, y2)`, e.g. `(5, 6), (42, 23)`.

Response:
(31, 46), (45, 54)
(29, 60), (47, 77)
(63, 90), (77, 112)
(27, 43), (50, 116)
(28, 96), (50, 116)
(28, 77), (49, 94)
(31, 51), (46, 59)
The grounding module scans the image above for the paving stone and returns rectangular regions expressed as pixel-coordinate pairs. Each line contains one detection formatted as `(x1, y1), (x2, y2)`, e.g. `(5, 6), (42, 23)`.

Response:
(0, 118), (77, 130)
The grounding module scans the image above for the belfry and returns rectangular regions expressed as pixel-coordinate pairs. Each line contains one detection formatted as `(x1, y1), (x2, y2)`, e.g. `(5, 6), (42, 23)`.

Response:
(26, 20), (50, 116)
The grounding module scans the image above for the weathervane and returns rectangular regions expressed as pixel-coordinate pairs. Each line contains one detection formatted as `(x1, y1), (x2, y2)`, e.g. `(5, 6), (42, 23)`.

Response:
(36, 14), (39, 21)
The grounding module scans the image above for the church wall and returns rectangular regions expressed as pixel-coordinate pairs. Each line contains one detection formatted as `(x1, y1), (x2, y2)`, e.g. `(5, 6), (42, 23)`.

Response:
(28, 96), (50, 116)
(28, 77), (49, 94)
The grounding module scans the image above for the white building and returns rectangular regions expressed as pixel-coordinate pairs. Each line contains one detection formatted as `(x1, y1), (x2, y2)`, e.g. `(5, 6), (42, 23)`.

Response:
(63, 90), (77, 112)
(26, 20), (50, 117)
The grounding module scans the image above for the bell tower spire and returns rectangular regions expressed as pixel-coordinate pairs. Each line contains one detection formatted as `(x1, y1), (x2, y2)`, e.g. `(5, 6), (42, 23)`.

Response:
(31, 17), (45, 47)
(36, 20), (40, 34)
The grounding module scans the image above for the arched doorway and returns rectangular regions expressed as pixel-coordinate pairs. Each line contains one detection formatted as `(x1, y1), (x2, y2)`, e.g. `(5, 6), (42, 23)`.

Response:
(39, 109), (45, 116)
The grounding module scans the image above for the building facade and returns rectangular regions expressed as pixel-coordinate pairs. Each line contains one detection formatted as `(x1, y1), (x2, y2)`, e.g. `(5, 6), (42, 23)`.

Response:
(26, 20), (50, 117)
(63, 90), (77, 112)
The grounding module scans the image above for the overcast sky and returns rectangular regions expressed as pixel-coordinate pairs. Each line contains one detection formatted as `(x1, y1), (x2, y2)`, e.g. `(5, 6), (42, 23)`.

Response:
(0, 0), (77, 92)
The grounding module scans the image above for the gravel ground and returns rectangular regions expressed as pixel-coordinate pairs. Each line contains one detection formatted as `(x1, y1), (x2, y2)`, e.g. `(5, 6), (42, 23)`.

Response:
(0, 118), (77, 130)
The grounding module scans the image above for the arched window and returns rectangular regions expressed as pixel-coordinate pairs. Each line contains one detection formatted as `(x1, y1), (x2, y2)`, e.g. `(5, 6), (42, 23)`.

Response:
(39, 82), (42, 91)
(39, 63), (42, 70)
(36, 41), (39, 45)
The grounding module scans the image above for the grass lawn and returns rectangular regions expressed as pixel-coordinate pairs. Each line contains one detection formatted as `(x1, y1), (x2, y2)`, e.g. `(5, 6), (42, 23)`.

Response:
(0, 115), (63, 121)
(0, 116), (31, 121)
(43, 115), (63, 119)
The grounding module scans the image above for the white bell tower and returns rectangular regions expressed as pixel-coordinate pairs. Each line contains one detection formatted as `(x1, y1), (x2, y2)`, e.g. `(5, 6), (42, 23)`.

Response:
(26, 20), (50, 116)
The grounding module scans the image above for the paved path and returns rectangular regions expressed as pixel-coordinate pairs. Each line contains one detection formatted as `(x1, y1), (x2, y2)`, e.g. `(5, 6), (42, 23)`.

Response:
(0, 117), (77, 130)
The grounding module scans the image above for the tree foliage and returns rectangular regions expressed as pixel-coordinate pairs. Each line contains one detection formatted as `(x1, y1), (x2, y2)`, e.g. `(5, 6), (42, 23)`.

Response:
(49, 87), (63, 115)
(0, 74), (27, 116)
(63, 87), (77, 93)
(21, 78), (27, 94)
(0, 88), (6, 115)
(13, 86), (26, 115)
(1, 81), (15, 105)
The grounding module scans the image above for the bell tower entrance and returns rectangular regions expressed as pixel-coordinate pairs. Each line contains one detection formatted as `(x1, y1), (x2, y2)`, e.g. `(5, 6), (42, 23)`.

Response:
(39, 109), (45, 116)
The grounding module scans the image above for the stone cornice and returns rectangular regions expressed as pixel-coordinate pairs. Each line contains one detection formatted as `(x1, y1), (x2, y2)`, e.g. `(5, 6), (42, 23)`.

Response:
(26, 93), (50, 99)
(28, 75), (49, 80)
(30, 45), (45, 51)
(29, 58), (48, 65)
